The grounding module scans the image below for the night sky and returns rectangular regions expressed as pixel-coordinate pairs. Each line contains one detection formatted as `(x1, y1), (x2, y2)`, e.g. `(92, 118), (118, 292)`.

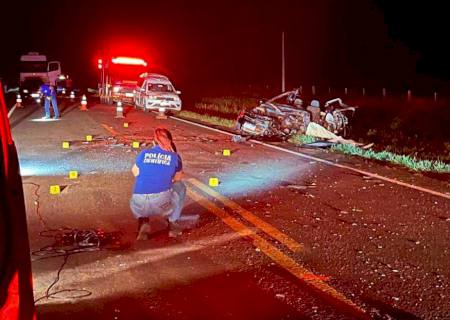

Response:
(1, 0), (449, 96)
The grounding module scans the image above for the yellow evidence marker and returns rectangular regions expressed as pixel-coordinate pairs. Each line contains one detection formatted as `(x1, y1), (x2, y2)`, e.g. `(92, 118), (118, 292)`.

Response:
(69, 171), (78, 179)
(223, 149), (231, 156)
(86, 135), (93, 142)
(62, 141), (70, 149)
(123, 122), (129, 128)
(132, 141), (140, 149)
(49, 185), (61, 195)
(208, 177), (220, 187)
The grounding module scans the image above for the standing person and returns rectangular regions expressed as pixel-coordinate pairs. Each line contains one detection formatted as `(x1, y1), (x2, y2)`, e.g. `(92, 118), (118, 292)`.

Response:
(130, 127), (186, 240)
(40, 82), (59, 119)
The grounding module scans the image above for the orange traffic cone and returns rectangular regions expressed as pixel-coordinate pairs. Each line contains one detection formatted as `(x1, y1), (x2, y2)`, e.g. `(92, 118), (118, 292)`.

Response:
(156, 107), (167, 119)
(15, 94), (23, 108)
(115, 101), (124, 118)
(80, 95), (88, 111)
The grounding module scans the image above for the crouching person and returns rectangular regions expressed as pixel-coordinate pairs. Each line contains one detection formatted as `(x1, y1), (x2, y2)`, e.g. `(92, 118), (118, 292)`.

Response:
(130, 127), (186, 240)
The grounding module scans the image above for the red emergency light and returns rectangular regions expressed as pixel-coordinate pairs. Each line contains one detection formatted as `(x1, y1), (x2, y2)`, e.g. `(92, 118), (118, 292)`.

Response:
(111, 57), (147, 67)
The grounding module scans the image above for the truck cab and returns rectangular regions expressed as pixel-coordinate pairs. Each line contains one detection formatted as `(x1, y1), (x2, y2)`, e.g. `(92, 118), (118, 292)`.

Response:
(20, 52), (61, 85)
(135, 73), (182, 113)
(19, 52), (61, 99)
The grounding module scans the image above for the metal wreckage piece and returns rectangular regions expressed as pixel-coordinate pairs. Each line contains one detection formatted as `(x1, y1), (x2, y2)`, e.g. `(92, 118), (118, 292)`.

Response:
(236, 89), (356, 140)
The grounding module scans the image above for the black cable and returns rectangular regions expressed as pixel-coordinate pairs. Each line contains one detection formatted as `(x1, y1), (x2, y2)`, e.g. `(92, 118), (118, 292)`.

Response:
(23, 181), (123, 303)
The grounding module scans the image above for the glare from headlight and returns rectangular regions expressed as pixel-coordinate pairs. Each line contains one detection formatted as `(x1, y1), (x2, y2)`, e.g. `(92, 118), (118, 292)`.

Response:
(23, 89), (29, 93)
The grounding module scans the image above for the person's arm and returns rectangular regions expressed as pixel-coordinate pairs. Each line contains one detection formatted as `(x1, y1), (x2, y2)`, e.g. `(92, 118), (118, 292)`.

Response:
(132, 164), (140, 177)
(173, 170), (183, 181)
(173, 154), (183, 181)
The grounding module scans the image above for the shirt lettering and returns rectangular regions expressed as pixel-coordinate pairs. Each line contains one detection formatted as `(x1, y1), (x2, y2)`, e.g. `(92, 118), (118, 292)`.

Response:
(143, 152), (172, 166)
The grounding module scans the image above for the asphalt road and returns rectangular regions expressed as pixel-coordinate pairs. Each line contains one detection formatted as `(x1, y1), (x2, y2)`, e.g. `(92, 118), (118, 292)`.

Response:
(9, 98), (450, 320)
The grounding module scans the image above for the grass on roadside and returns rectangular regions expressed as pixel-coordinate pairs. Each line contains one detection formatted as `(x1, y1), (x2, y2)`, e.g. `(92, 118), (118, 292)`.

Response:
(289, 134), (319, 145)
(331, 143), (450, 173)
(194, 97), (258, 115)
(178, 110), (236, 128)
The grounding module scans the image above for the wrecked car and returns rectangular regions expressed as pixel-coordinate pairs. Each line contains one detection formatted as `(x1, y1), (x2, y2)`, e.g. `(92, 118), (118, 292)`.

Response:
(235, 89), (356, 140)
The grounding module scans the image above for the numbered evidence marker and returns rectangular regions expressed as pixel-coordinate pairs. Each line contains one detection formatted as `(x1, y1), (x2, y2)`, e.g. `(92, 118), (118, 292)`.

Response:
(86, 135), (93, 142)
(208, 177), (220, 187)
(123, 122), (129, 128)
(49, 185), (61, 195)
(69, 171), (78, 179)
(132, 141), (140, 149)
(62, 141), (70, 149)
(223, 149), (231, 156)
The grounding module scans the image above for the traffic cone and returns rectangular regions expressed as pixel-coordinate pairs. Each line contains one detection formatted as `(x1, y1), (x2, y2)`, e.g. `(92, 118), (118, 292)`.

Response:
(115, 101), (124, 118)
(80, 95), (88, 111)
(156, 107), (167, 119)
(15, 94), (23, 108)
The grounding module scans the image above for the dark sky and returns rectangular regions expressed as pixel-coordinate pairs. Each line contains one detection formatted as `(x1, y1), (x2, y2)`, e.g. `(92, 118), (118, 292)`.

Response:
(1, 0), (449, 95)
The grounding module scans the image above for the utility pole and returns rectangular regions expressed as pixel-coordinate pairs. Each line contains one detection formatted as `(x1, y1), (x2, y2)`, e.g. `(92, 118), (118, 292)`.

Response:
(281, 31), (285, 92)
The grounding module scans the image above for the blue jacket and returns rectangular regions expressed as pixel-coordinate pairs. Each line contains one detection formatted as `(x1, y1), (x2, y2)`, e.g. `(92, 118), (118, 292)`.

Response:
(40, 84), (55, 97)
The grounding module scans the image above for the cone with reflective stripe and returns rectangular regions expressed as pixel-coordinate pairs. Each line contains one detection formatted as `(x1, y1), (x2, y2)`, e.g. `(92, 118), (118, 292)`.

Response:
(80, 94), (88, 111)
(15, 94), (23, 108)
(115, 101), (124, 118)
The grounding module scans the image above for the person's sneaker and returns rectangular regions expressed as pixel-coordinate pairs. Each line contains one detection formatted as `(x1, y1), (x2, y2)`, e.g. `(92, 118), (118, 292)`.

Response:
(168, 222), (183, 238)
(136, 222), (151, 241)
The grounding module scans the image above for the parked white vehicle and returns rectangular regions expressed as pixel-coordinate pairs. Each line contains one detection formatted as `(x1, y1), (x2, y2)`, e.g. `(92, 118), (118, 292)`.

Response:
(134, 73), (182, 113)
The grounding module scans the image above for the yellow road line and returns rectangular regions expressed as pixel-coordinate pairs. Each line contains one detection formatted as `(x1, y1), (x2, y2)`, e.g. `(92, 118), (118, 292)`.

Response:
(187, 187), (367, 319)
(188, 178), (303, 253)
(101, 123), (118, 136)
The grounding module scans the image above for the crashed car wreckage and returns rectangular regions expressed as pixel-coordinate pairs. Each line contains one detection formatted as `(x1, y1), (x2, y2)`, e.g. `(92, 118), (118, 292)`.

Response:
(236, 88), (356, 140)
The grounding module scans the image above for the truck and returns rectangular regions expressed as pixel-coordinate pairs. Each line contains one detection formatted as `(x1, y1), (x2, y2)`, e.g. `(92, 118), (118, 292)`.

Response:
(97, 56), (148, 105)
(19, 52), (62, 99)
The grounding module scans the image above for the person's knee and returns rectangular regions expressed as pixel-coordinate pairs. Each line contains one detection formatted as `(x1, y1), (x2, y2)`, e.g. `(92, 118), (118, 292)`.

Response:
(173, 181), (186, 196)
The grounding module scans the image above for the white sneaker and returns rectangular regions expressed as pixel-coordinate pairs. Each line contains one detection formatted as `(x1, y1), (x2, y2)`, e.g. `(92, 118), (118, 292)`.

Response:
(136, 223), (151, 240)
(168, 222), (183, 238)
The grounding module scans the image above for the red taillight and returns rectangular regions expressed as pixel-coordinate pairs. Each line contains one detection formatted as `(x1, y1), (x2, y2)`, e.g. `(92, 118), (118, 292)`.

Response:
(111, 57), (147, 67)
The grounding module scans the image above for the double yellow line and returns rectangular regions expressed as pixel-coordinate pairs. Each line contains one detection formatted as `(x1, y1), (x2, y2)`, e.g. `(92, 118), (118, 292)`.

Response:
(186, 178), (368, 319)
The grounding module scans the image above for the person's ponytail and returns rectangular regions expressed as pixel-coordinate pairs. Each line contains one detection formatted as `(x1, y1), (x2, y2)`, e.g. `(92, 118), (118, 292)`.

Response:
(154, 127), (176, 152)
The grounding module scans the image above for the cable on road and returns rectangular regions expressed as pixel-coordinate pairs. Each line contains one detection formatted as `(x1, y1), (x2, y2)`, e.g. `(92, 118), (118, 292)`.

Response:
(23, 182), (124, 303)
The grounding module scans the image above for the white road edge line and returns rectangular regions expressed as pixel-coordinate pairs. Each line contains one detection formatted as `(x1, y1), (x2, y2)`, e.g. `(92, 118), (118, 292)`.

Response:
(169, 115), (450, 201)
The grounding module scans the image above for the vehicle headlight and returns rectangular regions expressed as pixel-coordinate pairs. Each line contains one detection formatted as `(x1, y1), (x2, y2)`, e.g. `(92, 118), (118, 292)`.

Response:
(23, 89), (29, 93)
